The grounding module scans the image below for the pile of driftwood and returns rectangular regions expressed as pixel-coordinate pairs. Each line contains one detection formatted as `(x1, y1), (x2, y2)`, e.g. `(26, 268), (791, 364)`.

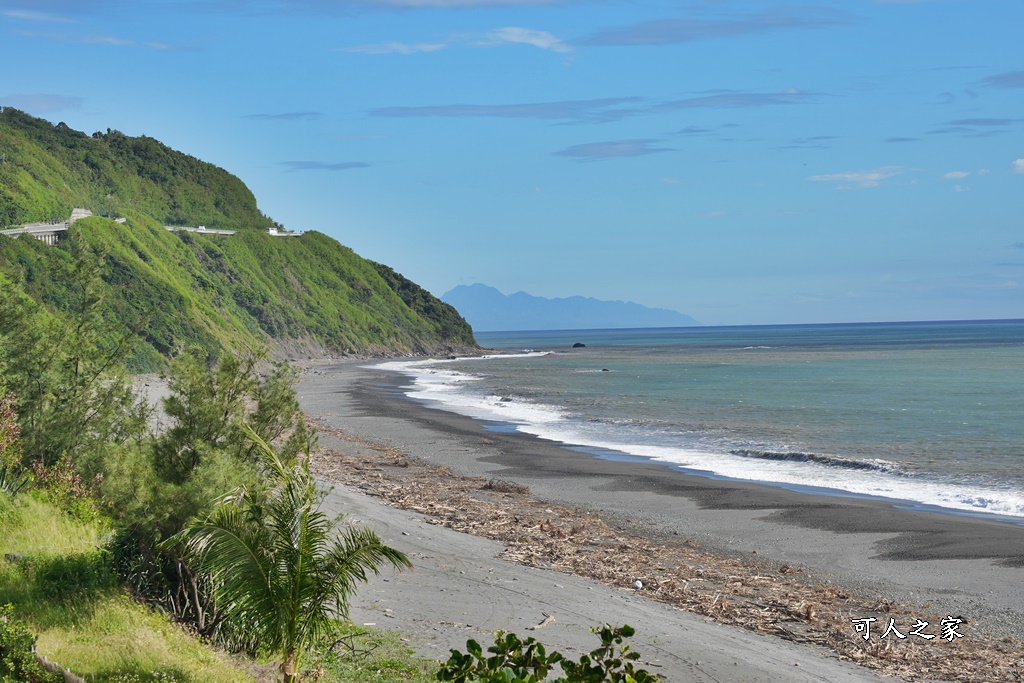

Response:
(309, 424), (1023, 682)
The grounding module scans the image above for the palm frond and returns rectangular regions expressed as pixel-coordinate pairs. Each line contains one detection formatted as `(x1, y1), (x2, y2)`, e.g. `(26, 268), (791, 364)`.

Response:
(170, 424), (410, 675)
(325, 526), (412, 617)
(170, 494), (282, 651)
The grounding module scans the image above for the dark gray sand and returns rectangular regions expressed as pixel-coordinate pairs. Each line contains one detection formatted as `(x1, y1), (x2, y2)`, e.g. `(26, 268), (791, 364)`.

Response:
(299, 361), (1024, 680)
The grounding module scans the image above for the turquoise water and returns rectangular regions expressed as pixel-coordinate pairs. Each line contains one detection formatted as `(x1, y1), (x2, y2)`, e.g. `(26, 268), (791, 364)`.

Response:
(378, 320), (1024, 518)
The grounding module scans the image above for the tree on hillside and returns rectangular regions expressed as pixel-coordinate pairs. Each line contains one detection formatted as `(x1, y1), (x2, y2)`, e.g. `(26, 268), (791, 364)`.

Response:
(0, 235), (149, 468)
(153, 345), (312, 486)
(170, 428), (411, 682)
(103, 345), (314, 635)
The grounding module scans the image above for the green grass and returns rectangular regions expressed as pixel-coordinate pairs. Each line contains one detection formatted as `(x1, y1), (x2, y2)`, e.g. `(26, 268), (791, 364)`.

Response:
(0, 494), (439, 683)
(0, 494), (253, 682)
(314, 622), (438, 683)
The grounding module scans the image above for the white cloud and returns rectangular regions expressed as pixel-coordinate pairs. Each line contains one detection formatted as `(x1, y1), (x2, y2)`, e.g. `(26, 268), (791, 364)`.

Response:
(553, 138), (674, 160)
(345, 26), (570, 55)
(942, 171), (970, 180)
(14, 29), (178, 50)
(807, 166), (908, 189)
(2, 9), (74, 22)
(482, 27), (571, 53)
(343, 41), (447, 55)
(1012, 159), (1024, 174)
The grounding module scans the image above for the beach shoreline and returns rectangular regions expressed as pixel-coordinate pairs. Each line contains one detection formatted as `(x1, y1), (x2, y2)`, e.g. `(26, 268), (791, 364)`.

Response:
(297, 359), (1024, 680)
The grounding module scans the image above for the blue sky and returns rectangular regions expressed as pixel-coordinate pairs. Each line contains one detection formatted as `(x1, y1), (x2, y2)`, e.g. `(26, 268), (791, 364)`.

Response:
(2, 0), (1022, 326)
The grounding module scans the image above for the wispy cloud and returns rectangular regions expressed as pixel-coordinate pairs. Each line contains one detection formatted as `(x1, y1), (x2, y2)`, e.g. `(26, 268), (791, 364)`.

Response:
(358, 0), (568, 6)
(654, 89), (817, 112)
(371, 89), (815, 126)
(778, 134), (839, 150)
(372, 97), (639, 123)
(1012, 159), (1024, 174)
(2, 9), (75, 22)
(885, 136), (918, 143)
(808, 166), (908, 189)
(280, 161), (371, 171)
(343, 41), (448, 55)
(13, 29), (179, 50)
(0, 92), (83, 113)
(344, 26), (570, 55)
(0, 0), (113, 10)
(925, 117), (1022, 138)
(947, 117), (1022, 127)
(481, 27), (571, 52)
(981, 71), (1024, 89)
(927, 124), (1013, 138)
(582, 7), (852, 47)
(240, 0), (573, 12)
(942, 171), (970, 180)
(553, 139), (674, 161)
(245, 111), (323, 121)
(672, 125), (715, 137)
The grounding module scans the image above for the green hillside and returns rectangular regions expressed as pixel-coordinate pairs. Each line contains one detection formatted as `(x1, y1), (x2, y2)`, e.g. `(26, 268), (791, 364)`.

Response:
(0, 108), (476, 367)
(0, 106), (272, 230)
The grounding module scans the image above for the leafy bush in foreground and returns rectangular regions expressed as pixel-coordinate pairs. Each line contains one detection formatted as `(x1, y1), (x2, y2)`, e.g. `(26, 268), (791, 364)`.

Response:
(437, 624), (658, 683)
(0, 604), (62, 683)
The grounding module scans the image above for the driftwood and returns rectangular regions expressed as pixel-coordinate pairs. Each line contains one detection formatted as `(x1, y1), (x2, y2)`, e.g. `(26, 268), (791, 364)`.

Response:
(309, 421), (1024, 682)
(35, 653), (86, 683)
(527, 614), (556, 631)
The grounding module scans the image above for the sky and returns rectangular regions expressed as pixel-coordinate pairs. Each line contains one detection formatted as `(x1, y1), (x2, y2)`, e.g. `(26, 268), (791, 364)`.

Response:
(1, 0), (1022, 326)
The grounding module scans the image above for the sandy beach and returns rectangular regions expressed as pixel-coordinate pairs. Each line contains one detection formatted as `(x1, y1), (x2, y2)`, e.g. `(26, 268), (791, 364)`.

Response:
(298, 361), (1024, 682)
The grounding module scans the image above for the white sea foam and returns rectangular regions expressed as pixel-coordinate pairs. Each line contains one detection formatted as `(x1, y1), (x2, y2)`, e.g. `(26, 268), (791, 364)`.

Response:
(374, 359), (1024, 519)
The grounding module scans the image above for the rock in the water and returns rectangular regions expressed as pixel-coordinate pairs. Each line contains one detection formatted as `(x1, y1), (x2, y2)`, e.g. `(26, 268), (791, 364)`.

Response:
(572, 342), (586, 348)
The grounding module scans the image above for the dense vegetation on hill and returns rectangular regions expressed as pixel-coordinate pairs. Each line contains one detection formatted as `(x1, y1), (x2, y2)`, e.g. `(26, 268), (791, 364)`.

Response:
(0, 108), (476, 367)
(0, 106), (273, 230)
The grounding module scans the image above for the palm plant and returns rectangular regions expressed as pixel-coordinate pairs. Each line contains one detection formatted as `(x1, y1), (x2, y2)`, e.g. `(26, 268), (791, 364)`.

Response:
(169, 428), (411, 682)
(0, 462), (29, 498)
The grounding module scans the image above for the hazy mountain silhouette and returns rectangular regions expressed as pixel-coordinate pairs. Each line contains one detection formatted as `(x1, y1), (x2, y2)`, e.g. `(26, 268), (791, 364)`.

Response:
(442, 284), (700, 332)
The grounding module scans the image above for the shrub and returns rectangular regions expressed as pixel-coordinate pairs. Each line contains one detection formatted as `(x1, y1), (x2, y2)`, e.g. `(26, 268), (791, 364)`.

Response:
(0, 604), (62, 682)
(0, 394), (29, 500)
(31, 549), (116, 598)
(0, 394), (21, 468)
(29, 455), (99, 522)
(436, 624), (658, 683)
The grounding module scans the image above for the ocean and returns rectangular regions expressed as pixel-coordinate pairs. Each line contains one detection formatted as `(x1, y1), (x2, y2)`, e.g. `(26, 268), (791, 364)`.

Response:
(376, 320), (1024, 520)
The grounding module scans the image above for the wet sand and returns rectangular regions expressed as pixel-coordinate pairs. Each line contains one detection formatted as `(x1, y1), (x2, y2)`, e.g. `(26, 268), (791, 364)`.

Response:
(298, 360), (1024, 680)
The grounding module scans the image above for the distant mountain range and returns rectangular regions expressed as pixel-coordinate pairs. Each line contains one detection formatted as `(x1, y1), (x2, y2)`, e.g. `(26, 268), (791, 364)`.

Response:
(442, 284), (700, 332)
